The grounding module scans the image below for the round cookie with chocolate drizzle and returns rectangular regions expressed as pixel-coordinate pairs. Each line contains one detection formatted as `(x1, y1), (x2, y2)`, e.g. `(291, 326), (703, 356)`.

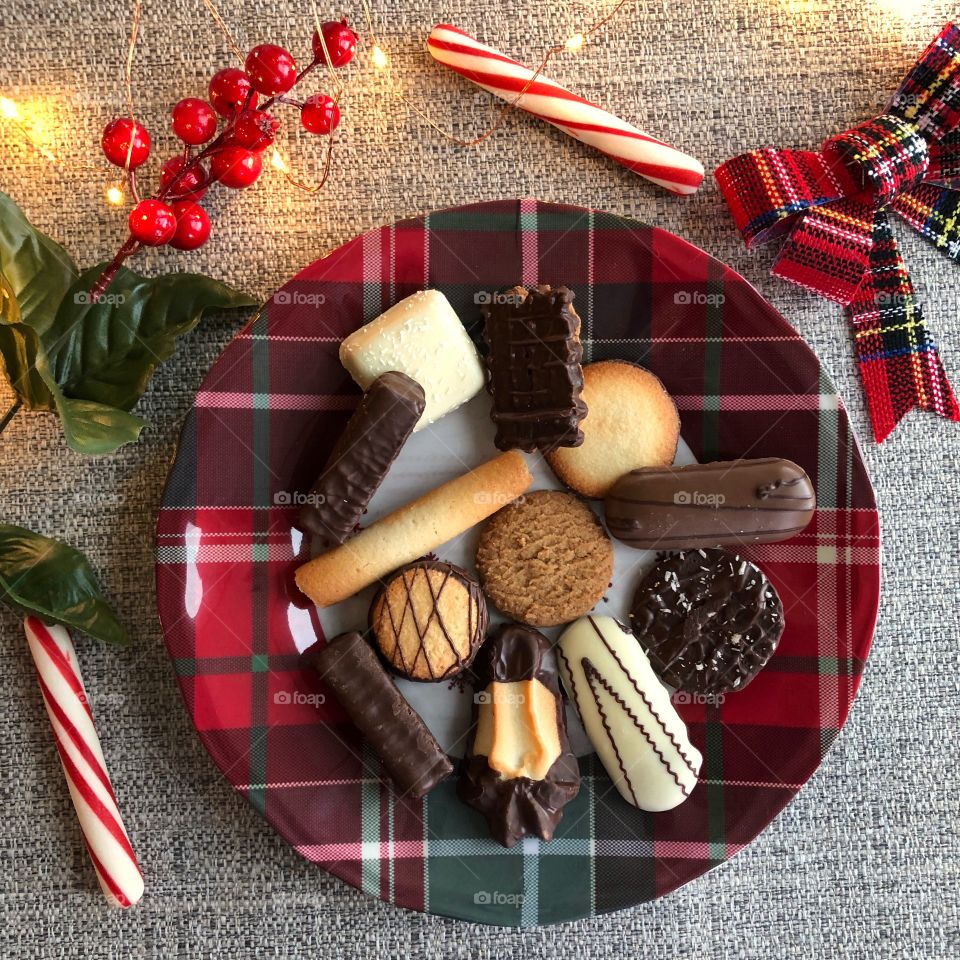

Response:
(370, 560), (488, 681)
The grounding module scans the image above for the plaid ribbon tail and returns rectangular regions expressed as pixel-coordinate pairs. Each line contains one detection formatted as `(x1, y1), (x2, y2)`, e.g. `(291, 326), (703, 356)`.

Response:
(890, 181), (960, 258)
(847, 209), (960, 442)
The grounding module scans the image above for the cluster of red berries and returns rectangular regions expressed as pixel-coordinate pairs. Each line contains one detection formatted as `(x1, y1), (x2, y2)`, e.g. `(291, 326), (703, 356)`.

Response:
(100, 19), (358, 251)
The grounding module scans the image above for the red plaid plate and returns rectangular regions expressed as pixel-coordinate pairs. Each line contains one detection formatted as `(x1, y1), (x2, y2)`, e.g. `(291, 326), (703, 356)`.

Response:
(155, 199), (880, 926)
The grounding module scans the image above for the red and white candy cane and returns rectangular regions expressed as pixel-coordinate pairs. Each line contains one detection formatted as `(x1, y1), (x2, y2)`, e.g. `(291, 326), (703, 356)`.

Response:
(24, 616), (144, 908)
(427, 24), (704, 196)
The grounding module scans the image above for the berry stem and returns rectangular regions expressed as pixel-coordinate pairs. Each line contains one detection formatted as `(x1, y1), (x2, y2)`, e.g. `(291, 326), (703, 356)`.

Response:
(88, 235), (141, 302)
(90, 54), (326, 299)
(0, 398), (22, 436)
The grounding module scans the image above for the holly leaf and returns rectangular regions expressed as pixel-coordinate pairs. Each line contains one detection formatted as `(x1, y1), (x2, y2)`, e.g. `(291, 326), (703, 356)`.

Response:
(46, 264), (258, 411)
(0, 272), (145, 453)
(0, 192), (257, 455)
(0, 523), (129, 645)
(0, 193), (78, 410)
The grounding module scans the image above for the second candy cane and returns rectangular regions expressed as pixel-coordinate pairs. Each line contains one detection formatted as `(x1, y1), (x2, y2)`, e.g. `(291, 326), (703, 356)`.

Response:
(427, 24), (704, 196)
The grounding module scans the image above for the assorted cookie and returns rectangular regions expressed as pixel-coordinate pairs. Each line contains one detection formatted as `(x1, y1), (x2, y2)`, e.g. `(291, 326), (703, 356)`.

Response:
(302, 632), (453, 799)
(292, 282), (816, 845)
(339, 289), (485, 430)
(546, 360), (680, 498)
(475, 490), (613, 627)
(557, 616), (702, 811)
(629, 549), (785, 695)
(459, 623), (580, 847)
(297, 370), (426, 549)
(370, 561), (487, 681)
(604, 458), (816, 550)
(482, 284), (587, 453)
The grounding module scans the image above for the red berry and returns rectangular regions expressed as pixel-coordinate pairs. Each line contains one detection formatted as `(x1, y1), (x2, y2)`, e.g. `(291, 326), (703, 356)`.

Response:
(210, 146), (262, 188)
(101, 117), (151, 168)
(245, 44), (297, 96)
(233, 110), (280, 151)
(128, 199), (176, 246)
(208, 68), (259, 117)
(300, 94), (340, 135)
(312, 19), (357, 68)
(159, 156), (209, 201)
(170, 201), (211, 250)
(171, 98), (218, 145)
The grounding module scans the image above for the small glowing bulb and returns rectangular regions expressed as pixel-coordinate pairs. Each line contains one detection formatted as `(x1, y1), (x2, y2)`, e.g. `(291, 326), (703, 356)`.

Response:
(271, 147), (289, 173)
(0, 97), (20, 120)
(104, 182), (125, 206)
(564, 33), (585, 52)
(371, 45), (388, 70)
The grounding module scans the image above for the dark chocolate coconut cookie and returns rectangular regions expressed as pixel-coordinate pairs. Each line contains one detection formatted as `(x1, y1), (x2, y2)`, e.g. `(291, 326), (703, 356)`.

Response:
(629, 548), (785, 695)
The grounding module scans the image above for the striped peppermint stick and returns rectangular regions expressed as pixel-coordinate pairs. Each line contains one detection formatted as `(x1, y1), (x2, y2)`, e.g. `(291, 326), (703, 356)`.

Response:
(427, 24), (704, 196)
(24, 616), (144, 908)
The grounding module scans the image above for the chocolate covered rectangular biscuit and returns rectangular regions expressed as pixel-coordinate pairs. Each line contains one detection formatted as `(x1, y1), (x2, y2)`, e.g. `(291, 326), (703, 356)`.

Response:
(302, 632), (453, 799)
(482, 285), (587, 453)
(298, 371), (425, 550)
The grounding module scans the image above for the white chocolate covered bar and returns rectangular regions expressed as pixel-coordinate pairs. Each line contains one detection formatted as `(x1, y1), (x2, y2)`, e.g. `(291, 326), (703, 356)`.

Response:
(557, 615), (702, 811)
(339, 289), (485, 431)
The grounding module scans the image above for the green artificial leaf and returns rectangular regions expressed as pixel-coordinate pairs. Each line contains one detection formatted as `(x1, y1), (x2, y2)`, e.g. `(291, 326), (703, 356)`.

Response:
(0, 523), (129, 645)
(0, 192), (79, 409)
(53, 396), (145, 456)
(46, 264), (258, 411)
(0, 191), (257, 455)
(0, 272), (145, 453)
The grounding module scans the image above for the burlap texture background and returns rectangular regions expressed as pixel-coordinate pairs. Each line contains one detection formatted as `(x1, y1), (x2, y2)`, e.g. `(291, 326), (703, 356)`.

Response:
(0, 1), (957, 956)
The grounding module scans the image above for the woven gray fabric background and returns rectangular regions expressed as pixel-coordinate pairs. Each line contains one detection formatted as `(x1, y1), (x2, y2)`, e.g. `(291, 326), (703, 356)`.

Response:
(0, 1), (957, 956)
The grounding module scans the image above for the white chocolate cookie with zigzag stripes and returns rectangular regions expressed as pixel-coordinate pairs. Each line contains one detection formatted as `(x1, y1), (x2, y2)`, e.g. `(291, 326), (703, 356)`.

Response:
(556, 615), (702, 812)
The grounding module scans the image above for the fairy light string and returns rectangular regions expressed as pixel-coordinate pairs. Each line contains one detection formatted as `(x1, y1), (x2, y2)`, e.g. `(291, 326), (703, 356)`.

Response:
(0, 2), (636, 212)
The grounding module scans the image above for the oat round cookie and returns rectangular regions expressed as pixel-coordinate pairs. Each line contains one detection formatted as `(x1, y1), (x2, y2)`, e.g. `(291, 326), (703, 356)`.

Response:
(475, 491), (613, 627)
(545, 360), (679, 499)
(629, 548), (785, 695)
(370, 561), (487, 681)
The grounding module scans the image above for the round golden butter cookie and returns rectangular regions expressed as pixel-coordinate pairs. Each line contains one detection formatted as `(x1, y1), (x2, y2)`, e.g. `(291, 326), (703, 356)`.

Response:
(370, 561), (487, 681)
(545, 360), (679, 498)
(475, 491), (613, 627)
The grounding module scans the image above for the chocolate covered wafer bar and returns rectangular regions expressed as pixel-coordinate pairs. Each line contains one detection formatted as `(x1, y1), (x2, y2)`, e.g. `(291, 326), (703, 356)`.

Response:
(298, 371), (425, 549)
(482, 285), (587, 453)
(604, 458), (816, 550)
(302, 632), (453, 799)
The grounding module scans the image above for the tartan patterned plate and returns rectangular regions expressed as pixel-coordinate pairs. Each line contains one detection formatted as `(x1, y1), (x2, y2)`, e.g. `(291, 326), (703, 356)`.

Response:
(155, 199), (881, 926)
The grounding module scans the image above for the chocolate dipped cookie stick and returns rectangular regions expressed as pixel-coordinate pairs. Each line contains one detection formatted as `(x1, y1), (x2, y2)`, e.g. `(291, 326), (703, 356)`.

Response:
(458, 623), (580, 847)
(482, 285), (587, 453)
(604, 458), (816, 550)
(302, 632), (453, 799)
(298, 371), (426, 550)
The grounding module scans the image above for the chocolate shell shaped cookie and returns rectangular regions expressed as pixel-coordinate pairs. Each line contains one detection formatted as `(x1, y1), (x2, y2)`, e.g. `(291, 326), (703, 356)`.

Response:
(482, 284), (587, 453)
(458, 623), (580, 847)
(370, 561), (488, 681)
(629, 548), (785, 695)
(604, 458), (816, 550)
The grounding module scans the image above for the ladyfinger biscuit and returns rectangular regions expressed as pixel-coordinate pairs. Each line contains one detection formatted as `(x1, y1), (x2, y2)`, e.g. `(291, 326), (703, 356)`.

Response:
(294, 451), (533, 608)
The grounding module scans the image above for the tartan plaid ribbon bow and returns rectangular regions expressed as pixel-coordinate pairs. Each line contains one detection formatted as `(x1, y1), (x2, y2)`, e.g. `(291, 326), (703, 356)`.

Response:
(715, 23), (960, 442)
